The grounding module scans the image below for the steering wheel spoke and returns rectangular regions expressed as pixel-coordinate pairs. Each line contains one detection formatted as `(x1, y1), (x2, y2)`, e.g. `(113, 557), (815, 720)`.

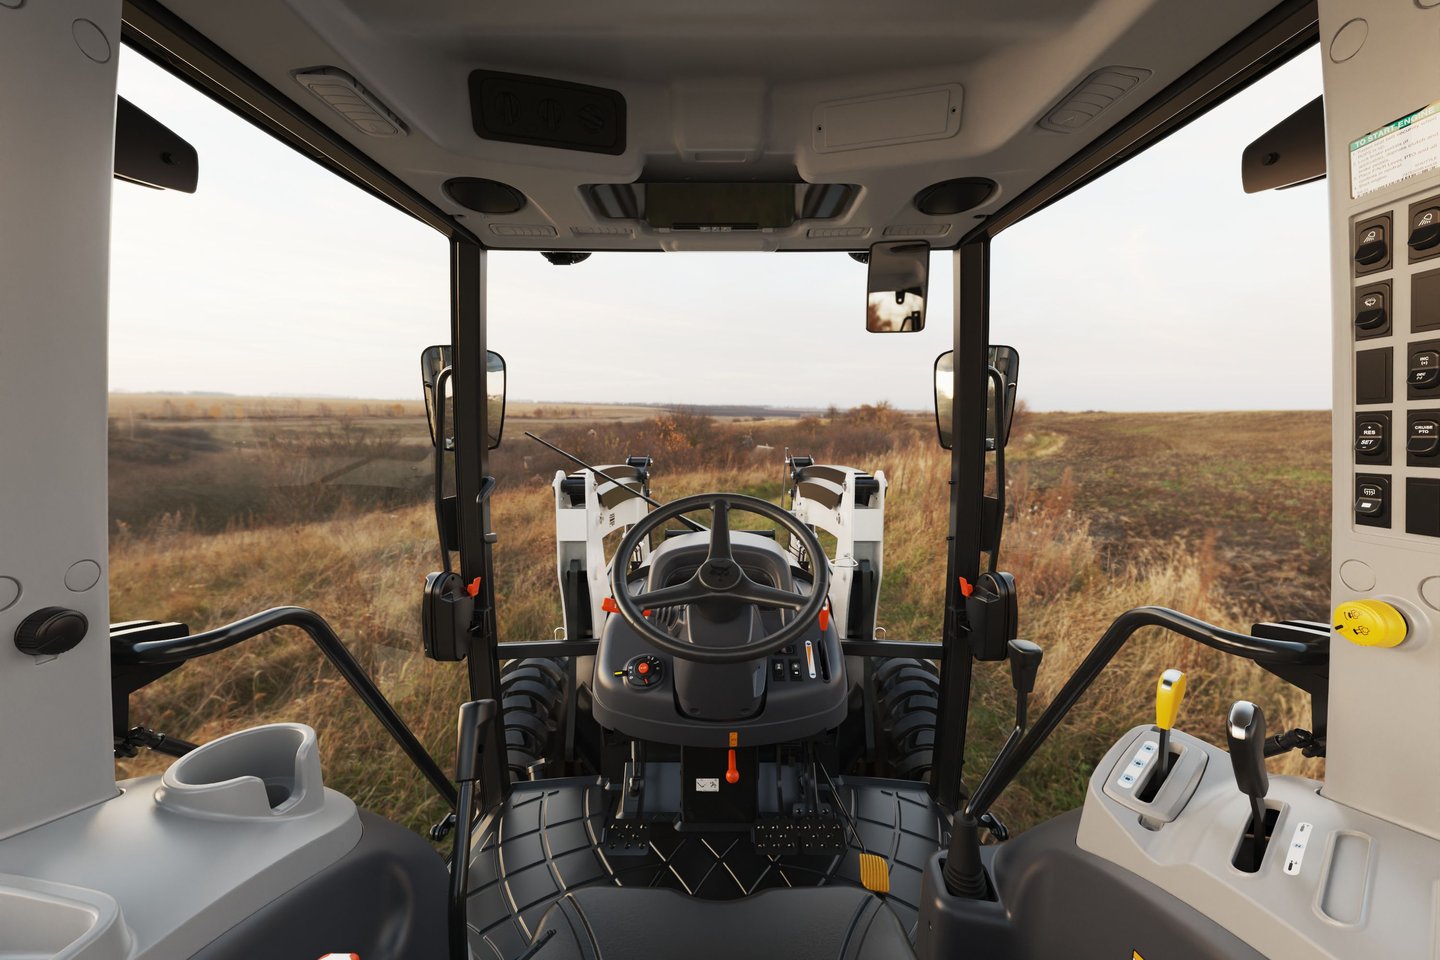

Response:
(735, 578), (806, 611)
(707, 499), (733, 562)
(631, 579), (708, 610)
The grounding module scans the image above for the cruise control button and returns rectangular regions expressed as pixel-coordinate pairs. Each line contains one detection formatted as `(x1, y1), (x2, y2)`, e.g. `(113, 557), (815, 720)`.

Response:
(1411, 351), (1440, 388)
(1411, 208), (1440, 252)
(1356, 420), (1385, 455)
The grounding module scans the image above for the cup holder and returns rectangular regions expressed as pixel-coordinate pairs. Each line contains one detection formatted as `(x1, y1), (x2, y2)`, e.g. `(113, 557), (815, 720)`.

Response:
(156, 723), (325, 821)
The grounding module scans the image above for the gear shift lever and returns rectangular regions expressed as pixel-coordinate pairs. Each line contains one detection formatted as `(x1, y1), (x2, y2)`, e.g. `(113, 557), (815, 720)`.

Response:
(1154, 669), (1186, 780)
(1226, 700), (1269, 871)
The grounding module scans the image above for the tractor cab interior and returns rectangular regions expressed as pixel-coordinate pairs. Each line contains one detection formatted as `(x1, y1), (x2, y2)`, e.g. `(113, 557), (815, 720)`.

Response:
(6, 2), (1440, 959)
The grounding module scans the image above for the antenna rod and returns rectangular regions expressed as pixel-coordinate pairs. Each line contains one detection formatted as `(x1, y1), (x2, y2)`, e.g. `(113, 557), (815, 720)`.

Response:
(524, 432), (706, 532)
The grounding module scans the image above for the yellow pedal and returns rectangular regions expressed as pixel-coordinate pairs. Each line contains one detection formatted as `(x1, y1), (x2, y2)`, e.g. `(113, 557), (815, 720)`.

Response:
(858, 853), (890, 894)
(1155, 669), (1186, 730)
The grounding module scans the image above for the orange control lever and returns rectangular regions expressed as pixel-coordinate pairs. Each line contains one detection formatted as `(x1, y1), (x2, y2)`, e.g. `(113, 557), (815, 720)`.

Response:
(725, 748), (740, 784)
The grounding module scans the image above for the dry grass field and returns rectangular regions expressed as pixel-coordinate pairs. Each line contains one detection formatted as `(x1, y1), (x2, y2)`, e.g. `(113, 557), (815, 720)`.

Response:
(108, 398), (1330, 837)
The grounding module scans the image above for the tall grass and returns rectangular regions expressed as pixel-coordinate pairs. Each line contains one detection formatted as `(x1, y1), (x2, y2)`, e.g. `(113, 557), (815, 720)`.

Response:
(110, 410), (1324, 836)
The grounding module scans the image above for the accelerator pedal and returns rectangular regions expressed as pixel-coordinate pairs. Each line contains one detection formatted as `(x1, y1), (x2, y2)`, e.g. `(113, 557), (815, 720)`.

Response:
(858, 852), (891, 895)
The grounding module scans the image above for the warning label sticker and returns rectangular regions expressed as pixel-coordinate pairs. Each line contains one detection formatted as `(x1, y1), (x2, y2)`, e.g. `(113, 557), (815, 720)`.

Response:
(1351, 101), (1440, 199)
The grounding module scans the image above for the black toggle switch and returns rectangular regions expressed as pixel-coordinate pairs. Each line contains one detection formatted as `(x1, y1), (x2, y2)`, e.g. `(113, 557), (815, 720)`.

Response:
(1355, 479), (1386, 516)
(1355, 495), (1385, 517)
(1411, 351), (1440, 388)
(1410, 208), (1440, 253)
(1355, 226), (1387, 265)
(1355, 290), (1387, 331)
(1356, 419), (1386, 456)
(1410, 420), (1440, 457)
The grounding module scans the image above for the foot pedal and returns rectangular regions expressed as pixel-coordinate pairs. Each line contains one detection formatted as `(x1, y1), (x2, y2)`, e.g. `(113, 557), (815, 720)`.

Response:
(603, 821), (652, 856)
(858, 853), (890, 894)
(793, 817), (846, 855)
(753, 819), (800, 855)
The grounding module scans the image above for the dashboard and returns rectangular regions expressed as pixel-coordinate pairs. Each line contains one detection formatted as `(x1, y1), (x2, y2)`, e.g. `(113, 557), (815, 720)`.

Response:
(589, 532), (848, 747)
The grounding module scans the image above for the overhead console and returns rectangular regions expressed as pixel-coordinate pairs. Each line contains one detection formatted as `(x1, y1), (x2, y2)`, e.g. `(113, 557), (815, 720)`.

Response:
(584, 180), (858, 232)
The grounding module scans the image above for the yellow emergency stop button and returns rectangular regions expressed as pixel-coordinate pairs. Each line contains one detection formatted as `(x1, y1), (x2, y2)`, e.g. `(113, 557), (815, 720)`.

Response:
(1333, 599), (1408, 647)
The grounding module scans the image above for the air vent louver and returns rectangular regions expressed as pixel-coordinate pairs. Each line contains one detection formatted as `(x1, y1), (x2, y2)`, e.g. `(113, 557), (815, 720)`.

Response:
(1038, 66), (1152, 134)
(294, 67), (407, 137)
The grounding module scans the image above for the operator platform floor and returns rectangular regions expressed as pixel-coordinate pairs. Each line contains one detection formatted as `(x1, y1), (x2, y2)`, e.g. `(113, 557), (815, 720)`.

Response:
(466, 775), (948, 960)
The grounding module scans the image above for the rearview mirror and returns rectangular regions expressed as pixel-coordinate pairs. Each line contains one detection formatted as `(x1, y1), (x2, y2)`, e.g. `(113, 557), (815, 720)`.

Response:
(421, 345), (507, 450)
(934, 346), (1020, 450)
(1241, 96), (1325, 193)
(866, 241), (929, 332)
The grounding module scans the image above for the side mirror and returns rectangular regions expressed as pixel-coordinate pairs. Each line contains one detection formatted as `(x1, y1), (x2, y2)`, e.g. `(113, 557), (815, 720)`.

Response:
(421, 345), (507, 450)
(934, 346), (1020, 450)
(865, 241), (930, 332)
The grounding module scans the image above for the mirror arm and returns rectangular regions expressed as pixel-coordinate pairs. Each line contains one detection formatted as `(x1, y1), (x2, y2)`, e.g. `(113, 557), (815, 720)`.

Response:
(987, 364), (1005, 573)
(434, 366), (454, 574)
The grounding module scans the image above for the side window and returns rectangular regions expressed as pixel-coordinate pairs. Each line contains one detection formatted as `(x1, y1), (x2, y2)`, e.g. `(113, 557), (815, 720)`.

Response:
(111, 48), (454, 829)
(987, 48), (1327, 805)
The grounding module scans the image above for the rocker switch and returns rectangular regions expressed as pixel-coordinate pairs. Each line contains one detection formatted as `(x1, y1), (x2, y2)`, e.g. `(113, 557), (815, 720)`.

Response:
(1410, 420), (1440, 457)
(1356, 419), (1386, 456)
(1410, 351), (1440, 389)
(1355, 224), (1387, 265)
(1355, 290), (1387, 331)
(1356, 480), (1386, 517)
(1410, 207), (1440, 256)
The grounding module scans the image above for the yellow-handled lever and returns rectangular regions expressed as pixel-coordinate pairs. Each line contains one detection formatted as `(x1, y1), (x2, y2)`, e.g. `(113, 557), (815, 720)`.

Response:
(1155, 668), (1187, 779)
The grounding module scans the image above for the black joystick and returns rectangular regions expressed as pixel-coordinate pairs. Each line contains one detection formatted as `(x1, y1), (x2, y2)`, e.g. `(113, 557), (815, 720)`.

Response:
(1226, 700), (1270, 871)
(1007, 639), (1043, 729)
(944, 639), (1044, 899)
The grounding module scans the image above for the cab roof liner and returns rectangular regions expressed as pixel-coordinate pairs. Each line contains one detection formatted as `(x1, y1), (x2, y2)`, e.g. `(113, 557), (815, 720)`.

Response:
(125, 0), (1317, 251)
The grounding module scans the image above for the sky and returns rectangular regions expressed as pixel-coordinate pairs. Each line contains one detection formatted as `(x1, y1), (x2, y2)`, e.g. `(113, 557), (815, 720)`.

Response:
(110, 46), (1327, 412)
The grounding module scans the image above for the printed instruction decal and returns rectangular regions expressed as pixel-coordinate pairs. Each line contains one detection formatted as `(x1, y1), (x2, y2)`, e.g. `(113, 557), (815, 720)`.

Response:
(1351, 101), (1440, 198)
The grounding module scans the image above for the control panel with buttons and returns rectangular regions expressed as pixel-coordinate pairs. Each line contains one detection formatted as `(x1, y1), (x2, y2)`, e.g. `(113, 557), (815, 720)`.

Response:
(1355, 413), (1389, 464)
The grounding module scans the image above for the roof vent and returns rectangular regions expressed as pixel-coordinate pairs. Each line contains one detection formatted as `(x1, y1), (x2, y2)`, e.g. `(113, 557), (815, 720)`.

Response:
(883, 224), (951, 238)
(294, 67), (407, 137)
(1038, 66), (1151, 134)
(490, 224), (557, 238)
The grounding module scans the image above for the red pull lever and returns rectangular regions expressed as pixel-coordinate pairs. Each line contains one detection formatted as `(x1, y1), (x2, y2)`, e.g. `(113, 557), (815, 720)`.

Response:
(725, 748), (740, 784)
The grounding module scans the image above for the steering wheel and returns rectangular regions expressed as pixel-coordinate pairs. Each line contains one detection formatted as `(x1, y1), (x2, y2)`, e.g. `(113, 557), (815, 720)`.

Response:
(608, 493), (831, 664)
